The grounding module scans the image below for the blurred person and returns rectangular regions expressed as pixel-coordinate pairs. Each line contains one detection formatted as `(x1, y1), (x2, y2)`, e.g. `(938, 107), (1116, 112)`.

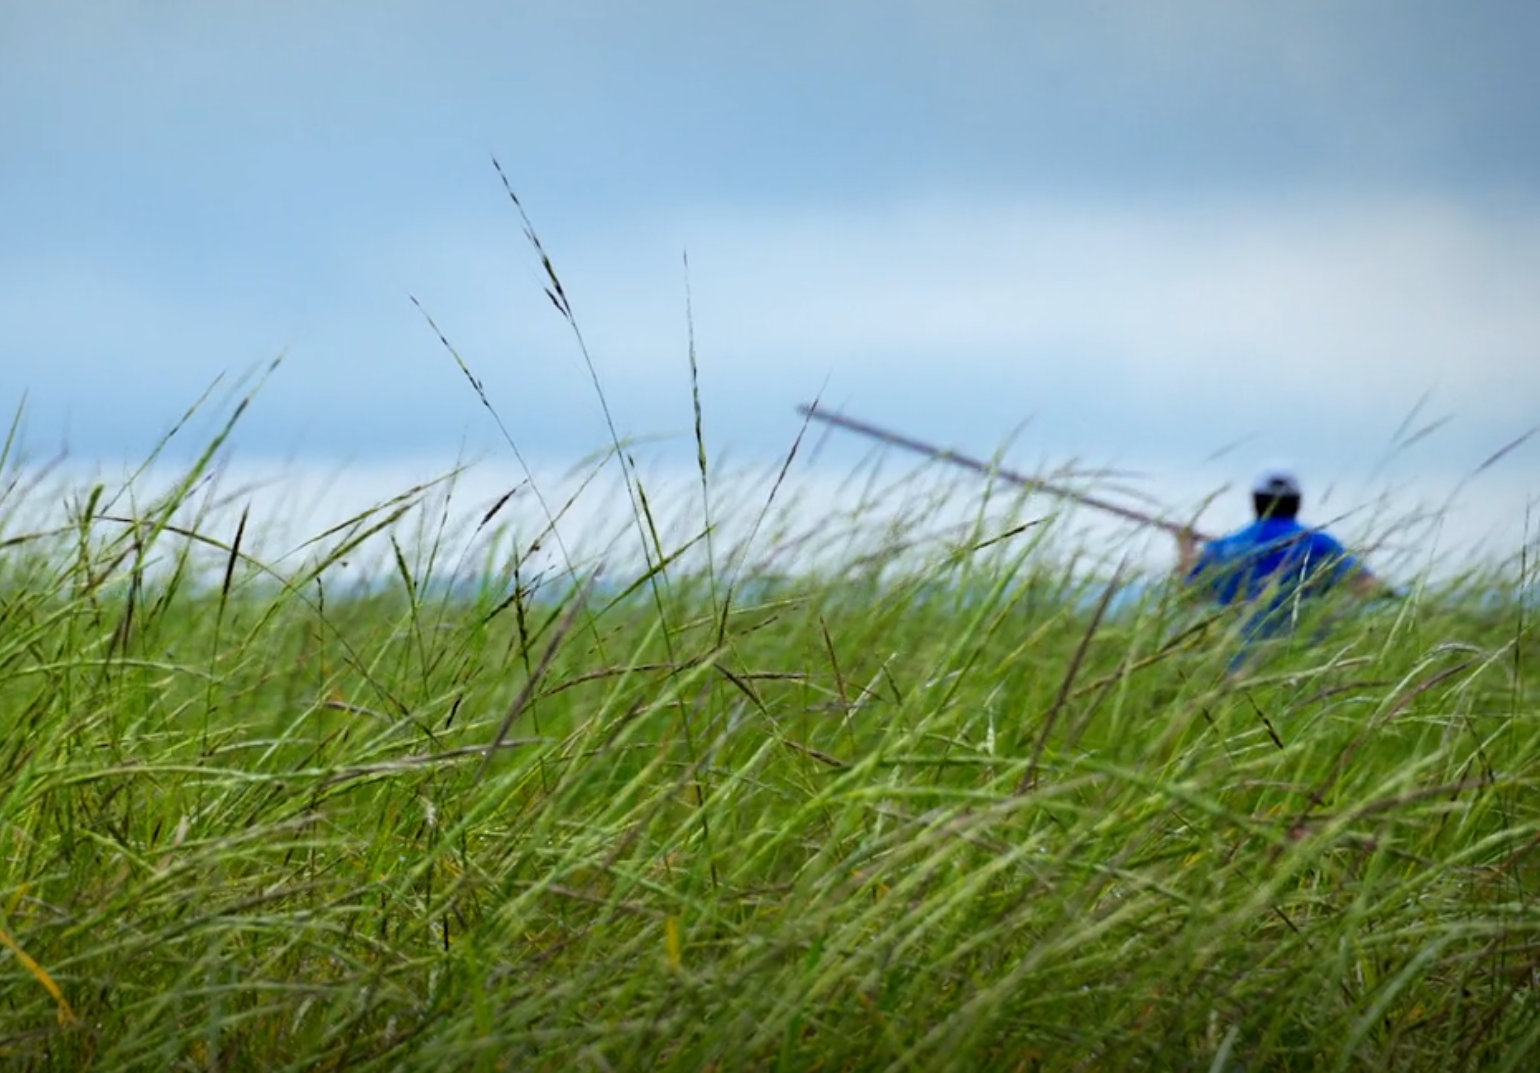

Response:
(1177, 469), (1390, 663)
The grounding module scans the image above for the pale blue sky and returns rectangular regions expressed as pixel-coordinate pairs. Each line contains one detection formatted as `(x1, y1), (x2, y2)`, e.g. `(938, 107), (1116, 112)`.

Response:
(2, 1), (1537, 558)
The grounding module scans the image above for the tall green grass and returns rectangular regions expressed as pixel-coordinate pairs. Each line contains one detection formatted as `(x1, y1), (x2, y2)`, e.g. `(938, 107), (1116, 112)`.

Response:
(0, 395), (1534, 1071)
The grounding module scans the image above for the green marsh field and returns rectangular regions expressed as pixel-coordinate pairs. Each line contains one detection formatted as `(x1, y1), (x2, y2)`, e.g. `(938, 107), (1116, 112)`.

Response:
(0, 401), (1536, 1072)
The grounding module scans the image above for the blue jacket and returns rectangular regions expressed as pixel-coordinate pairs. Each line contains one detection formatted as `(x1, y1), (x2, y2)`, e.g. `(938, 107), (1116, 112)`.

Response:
(1187, 518), (1362, 642)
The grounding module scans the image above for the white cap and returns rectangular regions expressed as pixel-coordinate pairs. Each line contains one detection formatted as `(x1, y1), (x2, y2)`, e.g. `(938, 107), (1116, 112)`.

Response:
(1252, 469), (1302, 497)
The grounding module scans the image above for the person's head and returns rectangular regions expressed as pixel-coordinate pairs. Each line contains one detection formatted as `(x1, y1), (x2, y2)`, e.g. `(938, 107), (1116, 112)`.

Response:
(1252, 470), (1302, 520)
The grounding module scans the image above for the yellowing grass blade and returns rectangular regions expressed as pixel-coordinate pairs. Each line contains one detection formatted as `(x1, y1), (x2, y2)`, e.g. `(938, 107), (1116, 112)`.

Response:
(665, 915), (682, 971)
(0, 925), (79, 1027)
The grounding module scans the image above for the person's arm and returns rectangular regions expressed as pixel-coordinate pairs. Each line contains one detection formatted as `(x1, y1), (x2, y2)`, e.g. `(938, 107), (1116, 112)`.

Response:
(1175, 527), (1204, 581)
(1348, 567), (1402, 600)
(1320, 536), (1398, 600)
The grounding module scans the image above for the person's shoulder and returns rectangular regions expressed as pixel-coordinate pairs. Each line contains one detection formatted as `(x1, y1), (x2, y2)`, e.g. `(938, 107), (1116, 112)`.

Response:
(1218, 520), (1269, 545)
(1204, 525), (1258, 558)
(1301, 527), (1349, 555)
(1229, 519), (1298, 552)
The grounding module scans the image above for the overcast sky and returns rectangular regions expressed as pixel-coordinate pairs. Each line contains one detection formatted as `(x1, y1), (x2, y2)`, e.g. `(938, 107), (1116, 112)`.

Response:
(2, 1), (1537, 569)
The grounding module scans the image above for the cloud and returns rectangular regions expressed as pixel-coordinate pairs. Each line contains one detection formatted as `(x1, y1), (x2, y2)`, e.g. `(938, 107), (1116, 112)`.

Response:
(665, 195), (1540, 385)
(398, 191), (1540, 461)
(6, 1), (1537, 205)
(8, 188), (1536, 483)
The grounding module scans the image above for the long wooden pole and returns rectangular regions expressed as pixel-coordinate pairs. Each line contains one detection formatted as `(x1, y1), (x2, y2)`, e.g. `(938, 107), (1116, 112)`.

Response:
(796, 403), (1208, 540)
